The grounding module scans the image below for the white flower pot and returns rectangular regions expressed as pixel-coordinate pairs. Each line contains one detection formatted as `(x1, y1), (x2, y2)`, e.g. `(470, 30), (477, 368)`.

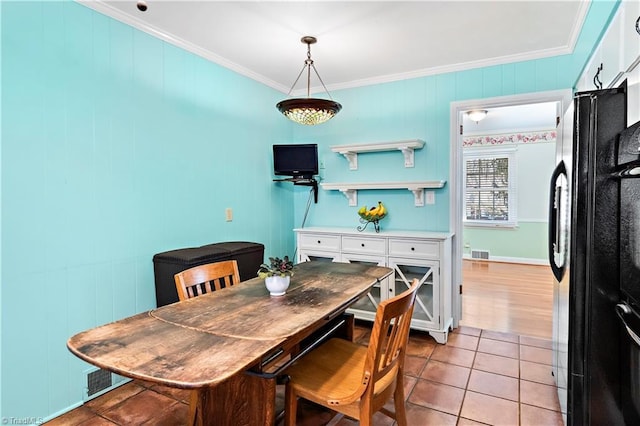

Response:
(264, 275), (290, 296)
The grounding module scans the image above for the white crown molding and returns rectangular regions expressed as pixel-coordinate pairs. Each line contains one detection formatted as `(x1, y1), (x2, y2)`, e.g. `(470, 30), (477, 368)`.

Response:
(77, 0), (291, 93)
(567, 1), (591, 53)
(290, 1), (590, 96)
(78, 0), (590, 96)
(322, 45), (580, 95)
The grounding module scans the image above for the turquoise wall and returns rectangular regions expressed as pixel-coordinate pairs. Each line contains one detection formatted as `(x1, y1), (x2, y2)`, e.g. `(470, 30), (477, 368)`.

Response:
(0, 1), (3, 421)
(0, 0), (618, 422)
(1, 1), (293, 420)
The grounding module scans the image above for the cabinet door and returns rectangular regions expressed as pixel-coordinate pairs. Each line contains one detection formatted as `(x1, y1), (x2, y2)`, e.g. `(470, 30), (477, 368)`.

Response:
(297, 250), (340, 264)
(342, 253), (386, 322)
(389, 258), (440, 331)
(600, 8), (624, 88)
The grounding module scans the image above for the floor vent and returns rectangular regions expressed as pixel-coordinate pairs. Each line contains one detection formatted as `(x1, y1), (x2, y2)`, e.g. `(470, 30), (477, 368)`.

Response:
(471, 250), (490, 260)
(84, 368), (128, 401)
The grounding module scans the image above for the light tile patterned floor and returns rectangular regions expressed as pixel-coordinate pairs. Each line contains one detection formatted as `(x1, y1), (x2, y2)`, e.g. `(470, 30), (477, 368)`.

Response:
(45, 323), (563, 425)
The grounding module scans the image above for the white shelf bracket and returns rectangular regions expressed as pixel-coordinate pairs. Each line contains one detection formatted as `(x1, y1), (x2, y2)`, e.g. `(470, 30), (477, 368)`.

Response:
(398, 147), (415, 168)
(340, 152), (358, 170)
(340, 189), (358, 206)
(410, 188), (425, 206)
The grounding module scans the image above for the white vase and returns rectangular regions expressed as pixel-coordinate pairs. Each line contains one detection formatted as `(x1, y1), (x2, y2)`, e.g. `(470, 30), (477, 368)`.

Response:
(265, 275), (290, 296)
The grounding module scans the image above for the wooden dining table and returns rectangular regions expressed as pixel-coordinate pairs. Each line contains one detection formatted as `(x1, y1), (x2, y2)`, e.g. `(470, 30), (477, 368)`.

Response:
(67, 261), (393, 426)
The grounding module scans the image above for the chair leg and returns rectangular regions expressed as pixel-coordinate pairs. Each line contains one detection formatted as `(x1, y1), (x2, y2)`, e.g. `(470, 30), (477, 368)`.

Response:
(284, 385), (298, 426)
(188, 390), (200, 426)
(358, 397), (374, 426)
(359, 411), (372, 426)
(393, 376), (408, 426)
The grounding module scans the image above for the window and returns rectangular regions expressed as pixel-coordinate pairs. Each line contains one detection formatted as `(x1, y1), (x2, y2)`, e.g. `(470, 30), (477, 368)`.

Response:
(463, 148), (517, 226)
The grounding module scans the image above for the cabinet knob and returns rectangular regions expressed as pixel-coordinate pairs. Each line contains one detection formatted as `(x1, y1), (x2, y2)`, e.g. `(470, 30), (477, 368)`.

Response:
(411, 247), (415, 251)
(317, 240), (321, 244)
(361, 243), (365, 247)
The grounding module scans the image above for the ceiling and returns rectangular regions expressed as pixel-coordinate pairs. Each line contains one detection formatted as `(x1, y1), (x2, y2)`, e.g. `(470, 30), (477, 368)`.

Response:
(462, 102), (558, 135)
(81, 1), (590, 95)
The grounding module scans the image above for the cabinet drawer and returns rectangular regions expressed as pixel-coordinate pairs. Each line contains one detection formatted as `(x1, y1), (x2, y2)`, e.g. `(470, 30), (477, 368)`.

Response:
(388, 239), (439, 259)
(298, 234), (341, 251)
(342, 236), (387, 255)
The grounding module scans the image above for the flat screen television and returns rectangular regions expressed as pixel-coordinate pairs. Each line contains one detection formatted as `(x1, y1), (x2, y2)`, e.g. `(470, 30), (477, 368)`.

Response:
(273, 144), (318, 179)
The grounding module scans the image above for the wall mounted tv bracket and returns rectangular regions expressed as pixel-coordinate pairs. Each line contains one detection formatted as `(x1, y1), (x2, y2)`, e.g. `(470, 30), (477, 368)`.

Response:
(273, 177), (318, 203)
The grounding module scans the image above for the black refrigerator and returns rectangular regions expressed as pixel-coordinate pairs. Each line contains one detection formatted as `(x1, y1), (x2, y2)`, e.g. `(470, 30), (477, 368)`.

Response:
(549, 85), (628, 425)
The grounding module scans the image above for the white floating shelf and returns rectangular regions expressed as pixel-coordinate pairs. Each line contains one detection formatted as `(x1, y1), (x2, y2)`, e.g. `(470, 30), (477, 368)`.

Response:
(321, 181), (446, 206)
(330, 140), (425, 170)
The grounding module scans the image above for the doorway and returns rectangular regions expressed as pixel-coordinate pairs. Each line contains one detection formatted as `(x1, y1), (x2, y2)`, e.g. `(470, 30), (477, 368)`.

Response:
(449, 90), (573, 334)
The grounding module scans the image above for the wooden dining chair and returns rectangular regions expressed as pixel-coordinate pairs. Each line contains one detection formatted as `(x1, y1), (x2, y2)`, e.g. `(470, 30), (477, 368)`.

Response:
(174, 260), (240, 301)
(283, 278), (420, 426)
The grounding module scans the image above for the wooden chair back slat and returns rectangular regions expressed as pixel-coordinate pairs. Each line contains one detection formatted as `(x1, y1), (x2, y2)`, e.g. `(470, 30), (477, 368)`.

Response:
(284, 278), (420, 426)
(367, 279), (417, 385)
(174, 260), (241, 301)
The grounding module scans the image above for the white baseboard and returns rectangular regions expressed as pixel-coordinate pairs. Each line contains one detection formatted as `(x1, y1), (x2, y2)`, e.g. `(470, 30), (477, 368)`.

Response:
(462, 254), (548, 266)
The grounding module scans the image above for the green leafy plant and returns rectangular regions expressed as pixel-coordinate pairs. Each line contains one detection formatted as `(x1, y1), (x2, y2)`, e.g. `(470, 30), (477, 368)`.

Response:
(258, 256), (294, 278)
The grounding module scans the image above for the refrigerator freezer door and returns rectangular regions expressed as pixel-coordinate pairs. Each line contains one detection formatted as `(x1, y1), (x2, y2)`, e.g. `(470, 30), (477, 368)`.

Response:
(549, 160), (570, 405)
(564, 87), (626, 426)
(551, 103), (573, 419)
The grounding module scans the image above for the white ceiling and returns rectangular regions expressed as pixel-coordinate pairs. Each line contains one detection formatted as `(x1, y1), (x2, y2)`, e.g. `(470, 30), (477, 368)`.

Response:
(81, 0), (590, 95)
(462, 102), (559, 134)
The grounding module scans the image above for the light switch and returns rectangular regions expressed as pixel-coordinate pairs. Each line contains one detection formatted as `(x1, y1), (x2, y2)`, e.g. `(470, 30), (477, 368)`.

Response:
(225, 208), (233, 222)
(425, 191), (435, 205)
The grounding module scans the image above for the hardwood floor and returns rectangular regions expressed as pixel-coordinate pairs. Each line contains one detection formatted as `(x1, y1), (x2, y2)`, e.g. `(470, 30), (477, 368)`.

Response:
(460, 260), (554, 339)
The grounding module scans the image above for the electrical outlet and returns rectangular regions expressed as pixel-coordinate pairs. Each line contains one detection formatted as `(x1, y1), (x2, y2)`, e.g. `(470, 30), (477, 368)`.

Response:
(425, 191), (435, 205)
(319, 160), (325, 169)
(225, 208), (233, 222)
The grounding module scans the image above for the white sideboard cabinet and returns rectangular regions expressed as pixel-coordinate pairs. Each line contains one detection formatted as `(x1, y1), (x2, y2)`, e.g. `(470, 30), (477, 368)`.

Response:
(294, 227), (454, 343)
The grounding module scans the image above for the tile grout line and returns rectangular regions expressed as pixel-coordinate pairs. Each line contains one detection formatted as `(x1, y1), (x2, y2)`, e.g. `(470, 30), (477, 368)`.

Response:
(458, 335), (479, 423)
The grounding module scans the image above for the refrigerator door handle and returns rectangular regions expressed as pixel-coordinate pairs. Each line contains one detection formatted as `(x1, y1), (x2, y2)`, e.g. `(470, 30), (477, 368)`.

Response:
(548, 161), (567, 282)
(616, 303), (640, 348)
(613, 160), (640, 178)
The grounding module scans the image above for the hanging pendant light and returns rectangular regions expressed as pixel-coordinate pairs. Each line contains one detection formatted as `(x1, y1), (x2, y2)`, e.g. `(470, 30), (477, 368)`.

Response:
(276, 36), (342, 125)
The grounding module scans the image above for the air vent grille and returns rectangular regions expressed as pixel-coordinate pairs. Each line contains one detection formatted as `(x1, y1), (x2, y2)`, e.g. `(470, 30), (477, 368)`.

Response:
(87, 369), (112, 397)
(84, 368), (128, 401)
(471, 250), (490, 260)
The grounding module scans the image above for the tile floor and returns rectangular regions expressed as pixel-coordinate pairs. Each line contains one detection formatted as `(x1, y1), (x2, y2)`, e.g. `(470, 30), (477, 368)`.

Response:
(45, 324), (563, 425)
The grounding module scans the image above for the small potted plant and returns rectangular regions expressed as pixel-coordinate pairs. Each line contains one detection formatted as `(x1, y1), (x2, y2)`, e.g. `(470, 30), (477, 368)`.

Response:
(258, 256), (294, 296)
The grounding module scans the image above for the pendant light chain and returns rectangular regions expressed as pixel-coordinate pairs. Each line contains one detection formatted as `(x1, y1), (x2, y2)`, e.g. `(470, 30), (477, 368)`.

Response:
(276, 36), (342, 125)
(306, 42), (312, 98)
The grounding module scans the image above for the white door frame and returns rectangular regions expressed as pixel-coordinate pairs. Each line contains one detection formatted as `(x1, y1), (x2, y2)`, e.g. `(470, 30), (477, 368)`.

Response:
(448, 89), (573, 328)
